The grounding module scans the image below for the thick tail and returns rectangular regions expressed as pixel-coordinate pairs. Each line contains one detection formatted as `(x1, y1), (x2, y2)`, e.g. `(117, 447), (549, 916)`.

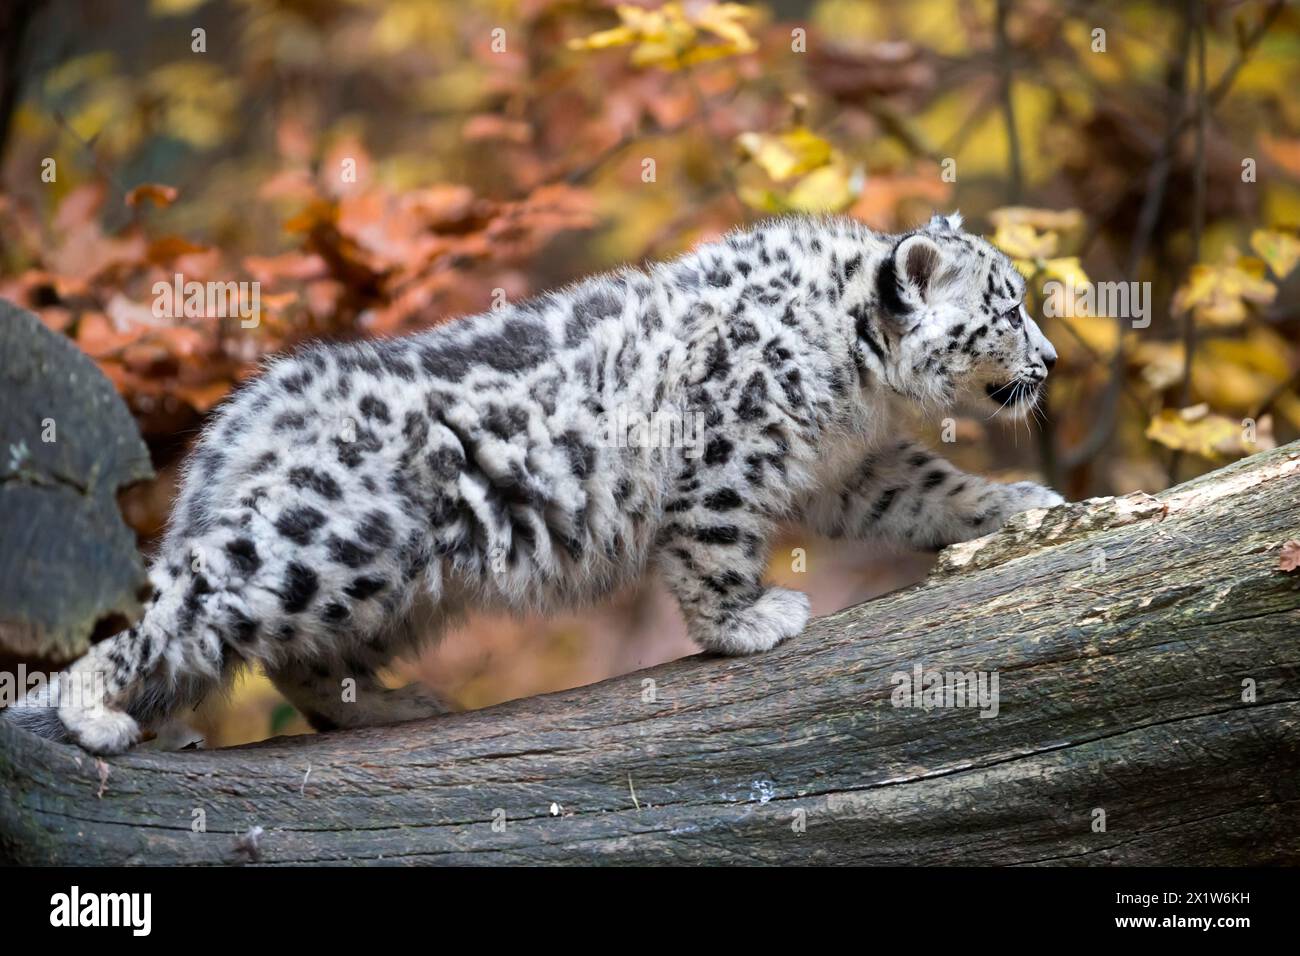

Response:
(4, 562), (234, 754)
(2, 634), (156, 752)
(2, 675), (71, 743)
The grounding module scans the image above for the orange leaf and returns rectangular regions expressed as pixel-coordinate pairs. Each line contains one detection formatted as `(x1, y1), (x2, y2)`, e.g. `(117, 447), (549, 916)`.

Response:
(126, 183), (180, 208)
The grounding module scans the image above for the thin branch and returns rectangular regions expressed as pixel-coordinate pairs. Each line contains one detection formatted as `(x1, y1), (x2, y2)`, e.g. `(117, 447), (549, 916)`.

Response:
(1077, 0), (1285, 261)
(1169, 0), (1209, 482)
(994, 0), (1023, 204)
(1060, 6), (1196, 477)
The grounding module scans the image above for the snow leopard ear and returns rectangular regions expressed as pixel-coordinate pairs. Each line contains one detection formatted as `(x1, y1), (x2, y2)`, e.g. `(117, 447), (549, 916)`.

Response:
(878, 234), (945, 315)
(926, 211), (964, 233)
(899, 234), (942, 294)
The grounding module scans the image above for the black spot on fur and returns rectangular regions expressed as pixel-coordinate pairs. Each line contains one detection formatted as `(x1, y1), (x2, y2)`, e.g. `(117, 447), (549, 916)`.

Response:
(921, 469), (946, 490)
(281, 562), (320, 614)
(225, 538), (261, 574)
(322, 602), (350, 623)
(328, 535), (375, 568)
(567, 289), (622, 346)
(703, 488), (743, 511)
(289, 466), (343, 500)
(358, 510), (394, 548)
(850, 302), (887, 364)
(345, 576), (388, 601)
(704, 437), (733, 466)
(869, 487), (900, 522)
(280, 368), (313, 395)
(694, 525), (739, 545)
(228, 610), (259, 643)
(275, 505), (327, 545)
(736, 372), (768, 422)
(556, 431), (595, 480)
(419, 342), (472, 382)
(249, 451), (279, 472)
(478, 317), (553, 372)
(728, 319), (760, 347)
(334, 427), (383, 468)
(429, 446), (464, 480)
(359, 395), (391, 423)
(843, 253), (862, 281)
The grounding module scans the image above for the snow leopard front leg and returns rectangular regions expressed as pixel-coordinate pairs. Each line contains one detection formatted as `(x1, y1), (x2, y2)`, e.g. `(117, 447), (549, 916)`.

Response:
(652, 465), (810, 656)
(802, 439), (1064, 550)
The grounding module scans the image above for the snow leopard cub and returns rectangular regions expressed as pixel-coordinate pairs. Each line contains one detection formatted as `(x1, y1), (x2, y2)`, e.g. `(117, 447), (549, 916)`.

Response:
(7, 212), (1061, 754)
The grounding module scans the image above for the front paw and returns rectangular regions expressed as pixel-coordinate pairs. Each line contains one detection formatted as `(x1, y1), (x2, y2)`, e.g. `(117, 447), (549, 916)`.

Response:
(700, 587), (811, 656)
(1005, 481), (1065, 512)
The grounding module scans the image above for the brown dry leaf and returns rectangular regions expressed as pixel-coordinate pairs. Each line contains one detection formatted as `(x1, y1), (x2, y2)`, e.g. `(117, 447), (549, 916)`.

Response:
(77, 311), (147, 358)
(463, 115), (532, 144)
(848, 167), (951, 230)
(1279, 541), (1300, 573)
(1260, 135), (1300, 178)
(147, 236), (210, 265)
(125, 183), (180, 208)
(172, 379), (233, 413)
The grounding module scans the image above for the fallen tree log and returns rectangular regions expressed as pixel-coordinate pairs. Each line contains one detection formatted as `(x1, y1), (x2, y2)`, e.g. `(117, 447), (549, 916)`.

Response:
(2, 442), (1299, 866)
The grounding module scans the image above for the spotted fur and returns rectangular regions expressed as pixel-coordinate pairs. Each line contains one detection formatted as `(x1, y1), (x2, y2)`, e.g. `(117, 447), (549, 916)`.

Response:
(6, 213), (1062, 753)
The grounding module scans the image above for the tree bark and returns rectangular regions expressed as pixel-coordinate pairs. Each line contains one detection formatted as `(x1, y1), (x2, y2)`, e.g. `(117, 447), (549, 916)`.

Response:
(3, 443), (1299, 866)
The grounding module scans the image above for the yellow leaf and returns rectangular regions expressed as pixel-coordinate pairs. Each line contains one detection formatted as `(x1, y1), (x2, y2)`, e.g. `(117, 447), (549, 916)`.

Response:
(149, 0), (208, 14)
(991, 221), (1057, 261)
(989, 206), (1085, 236)
(1171, 251), (1277, 328)
(1061, 314), (1119, 358)
(1040, 256), (1089, 289)
(1249, 229), (1300, 280)
(736, 127), (834, 181)
(568, 2), (758, 70)
(1131, 340), (1184, 392)
(1145, 405), (1270, 461)
(785, 166), (854, 213)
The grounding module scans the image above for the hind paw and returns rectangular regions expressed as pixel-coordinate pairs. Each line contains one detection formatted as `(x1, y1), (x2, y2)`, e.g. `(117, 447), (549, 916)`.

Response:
(62, 708), (141, 755)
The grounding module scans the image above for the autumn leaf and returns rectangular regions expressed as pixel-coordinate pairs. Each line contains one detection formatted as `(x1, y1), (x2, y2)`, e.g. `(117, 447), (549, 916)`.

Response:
(1249, 229), (1300, 280)
(990, 221), (1058, 263)
(736, 126), (834, 181)
(988, 206), (1085, 235)
(1145, 404), (1273, 460)
(1279, 541), (1300, 573)
(567, 2), (760, 71)
(785, 165), (855, 212)
(734, 124), (855, 214)
(1171, 248), (1277, 328)
(125, 183), (179, 208)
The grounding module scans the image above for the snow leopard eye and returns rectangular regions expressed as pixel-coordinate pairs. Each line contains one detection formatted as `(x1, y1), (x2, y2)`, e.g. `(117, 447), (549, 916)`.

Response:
(1002, 306), (1023, 327)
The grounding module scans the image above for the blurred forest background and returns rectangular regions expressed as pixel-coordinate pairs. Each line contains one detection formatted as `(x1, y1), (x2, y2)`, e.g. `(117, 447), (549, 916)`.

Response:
(1, 0), (1298, 746)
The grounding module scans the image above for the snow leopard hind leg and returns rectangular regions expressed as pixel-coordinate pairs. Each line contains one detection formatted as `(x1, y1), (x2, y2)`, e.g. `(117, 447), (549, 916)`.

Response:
(265, 592), (458, 733)
(5, 458), (451, 754)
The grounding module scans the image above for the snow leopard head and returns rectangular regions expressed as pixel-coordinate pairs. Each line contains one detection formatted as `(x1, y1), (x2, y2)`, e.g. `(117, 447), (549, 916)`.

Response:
(872, 212), (1057, 419)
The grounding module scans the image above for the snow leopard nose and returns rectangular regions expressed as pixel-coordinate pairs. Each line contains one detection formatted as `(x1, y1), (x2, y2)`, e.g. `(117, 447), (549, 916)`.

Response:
(1037, 336), (1058, 373)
